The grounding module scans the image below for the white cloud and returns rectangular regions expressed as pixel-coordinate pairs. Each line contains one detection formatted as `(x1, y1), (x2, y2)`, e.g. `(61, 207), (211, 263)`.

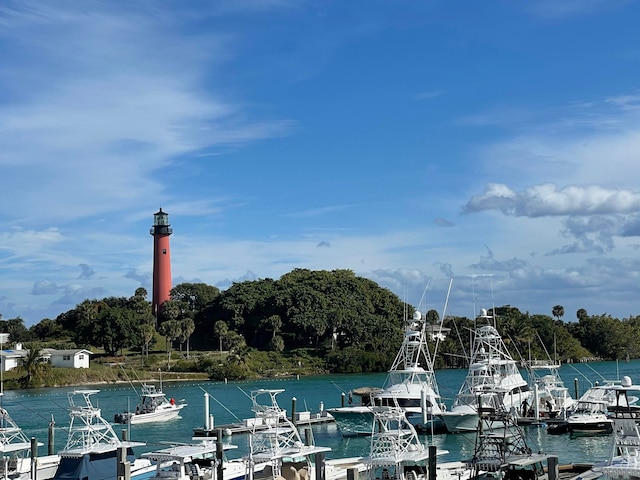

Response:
(464, 184), (640, 218)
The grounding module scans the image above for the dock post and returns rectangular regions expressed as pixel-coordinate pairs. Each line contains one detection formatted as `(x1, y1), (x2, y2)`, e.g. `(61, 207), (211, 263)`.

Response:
(341, 392), (345, 407)
(48, 419), (55, 455)
(122, 429), (128, 441)
(574, 378), (578, 400)
(305, 427), (312, 446)
(204, 392), (210, 429)
(421, 387), (428, 425)
(428, 445), (437, 480)
(547, 456), (559, 480)
(117, 446), (131, 480)
(315, 452), (326, 480)
(292, 397), (297, 425)
(347, 467), (359, 480)
(216, 429), (224, 480)
(31, 437), (38, 480)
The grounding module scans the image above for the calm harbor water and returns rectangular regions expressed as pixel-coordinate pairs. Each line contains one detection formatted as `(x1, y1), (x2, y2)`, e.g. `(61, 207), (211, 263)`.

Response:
(2, 358), (638, 466)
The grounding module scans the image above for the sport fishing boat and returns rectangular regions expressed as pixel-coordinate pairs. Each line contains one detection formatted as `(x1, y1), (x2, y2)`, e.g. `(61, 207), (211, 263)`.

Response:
(439, 309), (531, 433)
(362, 405), (469, 480)
(462, 397), (592, 480)
(329, 310), (446, 436)
(0, 330), (60, 480)
(322, 386), (381, 437)
(525, 358), (576, 420)
(142, 438), (247, 480)
(114, 382), (187, 425)
(52, 389), (156, 480)
(599, 376), (640, 480)
(0, 405), (60, 480)
(245, 388), (365, 480)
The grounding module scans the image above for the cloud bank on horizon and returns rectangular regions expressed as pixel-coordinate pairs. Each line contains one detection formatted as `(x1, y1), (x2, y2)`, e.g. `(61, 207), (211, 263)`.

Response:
(1, 0), (639, 326)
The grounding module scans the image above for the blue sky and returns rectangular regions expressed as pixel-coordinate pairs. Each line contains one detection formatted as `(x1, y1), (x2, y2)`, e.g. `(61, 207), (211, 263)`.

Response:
(2, 0), (640, 326)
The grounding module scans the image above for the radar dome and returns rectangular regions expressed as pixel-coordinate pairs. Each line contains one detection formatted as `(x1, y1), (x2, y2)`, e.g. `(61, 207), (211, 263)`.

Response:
(480, 308), (488, 316)
(413, 311), (422, 321)
(622, 376), (632, 387)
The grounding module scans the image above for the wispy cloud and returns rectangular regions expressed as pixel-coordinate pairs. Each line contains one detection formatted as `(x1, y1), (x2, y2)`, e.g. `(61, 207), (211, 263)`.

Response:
(520, 0), (630, 20)
(0, 0), (294, 224)
(415, 90), (444, 100)
(284, 204), (361, 218)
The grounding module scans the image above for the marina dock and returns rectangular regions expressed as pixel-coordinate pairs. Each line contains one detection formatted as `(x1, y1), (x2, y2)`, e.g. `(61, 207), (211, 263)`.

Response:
(194, 410), (336, 436)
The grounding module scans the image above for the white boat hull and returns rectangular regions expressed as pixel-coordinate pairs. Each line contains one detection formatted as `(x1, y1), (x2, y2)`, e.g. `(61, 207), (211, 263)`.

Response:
(129, 404), (185, 425)
(439, 411), (482, 433)
(327, 407), (373, 437)
(4, 454), (61, 480)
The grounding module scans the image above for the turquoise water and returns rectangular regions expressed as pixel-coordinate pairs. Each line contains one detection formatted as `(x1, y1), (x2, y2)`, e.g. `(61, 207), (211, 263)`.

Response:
(2, 359), (638, 466)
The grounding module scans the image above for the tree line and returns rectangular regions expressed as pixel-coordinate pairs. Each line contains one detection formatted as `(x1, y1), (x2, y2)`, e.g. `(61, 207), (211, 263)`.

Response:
(4, 268), (640, 377)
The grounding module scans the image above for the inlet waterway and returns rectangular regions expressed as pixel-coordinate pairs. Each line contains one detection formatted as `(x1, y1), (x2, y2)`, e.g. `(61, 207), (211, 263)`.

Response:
(3, 358), (638, 466)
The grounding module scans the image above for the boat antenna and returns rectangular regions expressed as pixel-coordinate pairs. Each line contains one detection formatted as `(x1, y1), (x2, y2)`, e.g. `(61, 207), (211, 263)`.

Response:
(432, 278), (453, 360)
(471, 274), (477, 321)
(506, 334), (526, 364)
(0, 332), (8, 410)
(119, 365), (141, 397)
(578, 362), (609, 382)
(416, 279), (431, 313)
(567, 364), (595, 387)
(535, 331), (555, 365)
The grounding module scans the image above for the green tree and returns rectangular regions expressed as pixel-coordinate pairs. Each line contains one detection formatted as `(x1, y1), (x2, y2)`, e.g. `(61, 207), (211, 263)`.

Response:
(269, 335), (285, 352)
(426, 309), (440, 324)
(214, 321), (228, 353)
(552, 305), (564, 321)
(18, 345), (48, 388)
(94, 305), (138, 356)
(158, 319), (182, 368)
(179, 318), (196, 357)
(30, 319), (65, 340)
(261, 315), (282, 341)
(128, 290), (156, 359)
(0, 318), (31, 343)
(170, 283), (220, 312)
(75, 299), (104, 346)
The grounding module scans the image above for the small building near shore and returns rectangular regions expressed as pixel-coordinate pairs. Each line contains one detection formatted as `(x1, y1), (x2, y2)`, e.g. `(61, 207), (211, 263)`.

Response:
(40, 348), (92, 369)
(0, 347), (28, 373)
(0, 345), (93, 371)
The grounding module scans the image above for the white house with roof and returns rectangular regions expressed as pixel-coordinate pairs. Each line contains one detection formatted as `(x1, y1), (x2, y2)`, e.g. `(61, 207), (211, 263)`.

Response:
(0, 344), (92, 371)
(40, 348), (92, 368)
(0, 346), (28, 373)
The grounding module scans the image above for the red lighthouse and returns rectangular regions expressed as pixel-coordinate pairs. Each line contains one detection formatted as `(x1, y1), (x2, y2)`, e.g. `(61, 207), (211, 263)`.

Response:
(150, 208), (173, 316)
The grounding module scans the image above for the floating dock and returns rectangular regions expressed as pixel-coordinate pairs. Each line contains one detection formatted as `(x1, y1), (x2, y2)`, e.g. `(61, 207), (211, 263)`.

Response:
(193, 411), (335, 436)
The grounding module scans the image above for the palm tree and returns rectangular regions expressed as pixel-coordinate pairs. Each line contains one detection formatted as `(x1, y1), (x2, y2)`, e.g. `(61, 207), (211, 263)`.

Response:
(214, 321), (228, 354)
(179, 318), (195, 358)
(552, 305), (565, 321)
(20, 346), (47, 388)
(158, 320), (182, 370)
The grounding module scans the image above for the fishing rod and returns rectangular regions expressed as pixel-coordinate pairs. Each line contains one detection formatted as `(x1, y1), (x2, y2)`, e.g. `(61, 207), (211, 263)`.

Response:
(198, 386), (242, 422)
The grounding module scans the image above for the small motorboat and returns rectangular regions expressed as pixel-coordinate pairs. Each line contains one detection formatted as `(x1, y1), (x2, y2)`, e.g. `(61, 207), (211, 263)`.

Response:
(565, 399), (613, 435)
(114, 383), (187, 425)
